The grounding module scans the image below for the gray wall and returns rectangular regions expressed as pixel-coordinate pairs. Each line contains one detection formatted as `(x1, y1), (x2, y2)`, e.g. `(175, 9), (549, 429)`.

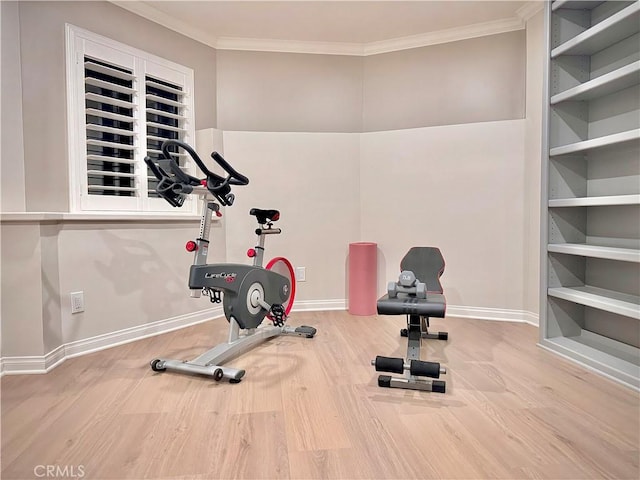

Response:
(216, 30), (526, 133)
(1, 224), (46, 356)
(8, 1), (217, 212)
(216, 50), (364, 132)
(1, 1), (26, 212)
(363, 30), (526, 131)
(1, 1), (220, 358)
(1, 220), (213, 357)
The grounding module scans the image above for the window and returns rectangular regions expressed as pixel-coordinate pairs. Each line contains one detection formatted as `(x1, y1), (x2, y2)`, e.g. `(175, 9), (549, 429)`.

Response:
(66, 25), (196, 214)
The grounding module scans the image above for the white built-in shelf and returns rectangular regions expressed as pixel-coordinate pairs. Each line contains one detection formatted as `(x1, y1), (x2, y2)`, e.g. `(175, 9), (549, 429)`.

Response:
(548, 243), (640, 262)
(552, 1), (605, 11)
(543, 0), (640, 390)
(540, 335), (640, 388)
(548, 286), (640, 319)
(548, 194), (640, 207)
(550, 128), (640, 156)
(551, 61), (640, 104)
(551, 2), (640, 57)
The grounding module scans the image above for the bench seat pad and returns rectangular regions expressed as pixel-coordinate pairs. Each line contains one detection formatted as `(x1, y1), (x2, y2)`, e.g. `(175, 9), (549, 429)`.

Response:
(377, 293), (446, 318)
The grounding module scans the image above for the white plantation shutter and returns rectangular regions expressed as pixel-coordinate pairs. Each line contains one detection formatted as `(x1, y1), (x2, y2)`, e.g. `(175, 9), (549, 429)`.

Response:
(144, 75), (190, 202)
(84, 58), (137, 201)
(66, 25), (195, 214)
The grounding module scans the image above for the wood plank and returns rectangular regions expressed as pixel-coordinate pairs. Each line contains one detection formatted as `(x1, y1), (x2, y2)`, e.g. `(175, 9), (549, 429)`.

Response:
(1, 312), (638, 480)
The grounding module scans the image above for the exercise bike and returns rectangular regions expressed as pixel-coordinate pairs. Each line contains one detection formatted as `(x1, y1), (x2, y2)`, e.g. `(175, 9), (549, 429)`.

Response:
(144, 140), (316, 383)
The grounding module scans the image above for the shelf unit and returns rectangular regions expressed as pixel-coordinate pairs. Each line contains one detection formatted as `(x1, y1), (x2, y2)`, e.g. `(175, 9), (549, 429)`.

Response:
(541, 0), (640, 389)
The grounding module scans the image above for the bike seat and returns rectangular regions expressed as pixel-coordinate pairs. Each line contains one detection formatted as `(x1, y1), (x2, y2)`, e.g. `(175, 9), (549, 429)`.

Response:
(249, 208), (280, 224)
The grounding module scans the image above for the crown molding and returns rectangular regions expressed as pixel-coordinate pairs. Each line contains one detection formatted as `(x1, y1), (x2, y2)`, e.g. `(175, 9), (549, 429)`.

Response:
(215, 37), (365, 56)
(363, 16), (525, 55)
(111, 1), (529, 56)
(516, 1), (545, 21)
(111, 0), (218, 49)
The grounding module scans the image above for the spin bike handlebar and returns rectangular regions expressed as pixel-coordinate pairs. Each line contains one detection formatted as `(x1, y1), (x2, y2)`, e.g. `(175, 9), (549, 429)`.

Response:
(144, 140), (249, 207)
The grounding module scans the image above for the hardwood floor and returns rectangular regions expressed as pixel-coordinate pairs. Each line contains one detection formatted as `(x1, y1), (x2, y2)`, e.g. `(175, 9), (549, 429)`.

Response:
(2, 311), (639, 479)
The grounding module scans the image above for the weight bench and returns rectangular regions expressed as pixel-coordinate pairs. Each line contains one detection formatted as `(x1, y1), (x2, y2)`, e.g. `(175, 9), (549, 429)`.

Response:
(373, 247), (449, 393)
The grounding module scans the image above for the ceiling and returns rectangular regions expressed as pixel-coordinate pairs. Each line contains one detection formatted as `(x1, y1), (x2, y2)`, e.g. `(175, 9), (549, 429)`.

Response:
(114, 1), (539, 53)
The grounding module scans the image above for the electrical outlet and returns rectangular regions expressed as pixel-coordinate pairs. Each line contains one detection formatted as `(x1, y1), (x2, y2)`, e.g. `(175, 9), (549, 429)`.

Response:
(295, 267), (306, 282)
(70, 291), (85, 314)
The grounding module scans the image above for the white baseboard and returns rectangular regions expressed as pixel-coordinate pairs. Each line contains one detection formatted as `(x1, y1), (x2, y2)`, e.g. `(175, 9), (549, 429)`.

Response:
(446, 305), (539, 326)
(0, 301), (538, 376)
(521, 311), (540, 326)
(0, 307), (223, 376)
(291, 300), (539, 326)
(0, 355), (53, 376)
(293, 301), (539, 326)
(292, 298), (347, 312)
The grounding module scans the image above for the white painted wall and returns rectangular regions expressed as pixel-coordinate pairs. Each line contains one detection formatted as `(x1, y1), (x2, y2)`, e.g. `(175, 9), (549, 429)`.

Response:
(215, 120), (528, 319)
(361, 120), (527, 317)
(524, 10), (545, 322)
(221, 131), (362, 304)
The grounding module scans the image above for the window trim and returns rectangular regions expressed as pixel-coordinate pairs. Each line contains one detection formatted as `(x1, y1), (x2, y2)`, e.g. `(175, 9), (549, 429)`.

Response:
(65, 24), (196, 215)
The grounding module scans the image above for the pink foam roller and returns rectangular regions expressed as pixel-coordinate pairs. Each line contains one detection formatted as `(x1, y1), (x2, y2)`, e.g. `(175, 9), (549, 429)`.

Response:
(348, 242), (378, 316)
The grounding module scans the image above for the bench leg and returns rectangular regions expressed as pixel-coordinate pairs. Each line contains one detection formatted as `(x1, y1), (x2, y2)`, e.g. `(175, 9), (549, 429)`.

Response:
(374, 314), (448, 393)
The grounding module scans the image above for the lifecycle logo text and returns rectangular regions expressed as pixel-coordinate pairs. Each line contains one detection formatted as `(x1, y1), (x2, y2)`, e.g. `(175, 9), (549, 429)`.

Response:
(204, 272), (237, 283)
